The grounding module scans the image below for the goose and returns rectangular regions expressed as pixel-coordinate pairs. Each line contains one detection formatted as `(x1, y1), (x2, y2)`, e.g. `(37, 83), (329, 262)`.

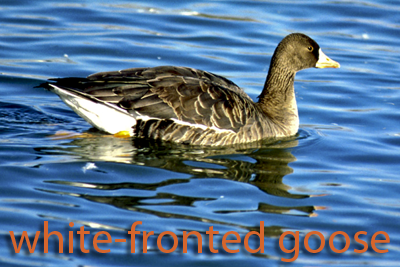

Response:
(40, 33), (339, 146)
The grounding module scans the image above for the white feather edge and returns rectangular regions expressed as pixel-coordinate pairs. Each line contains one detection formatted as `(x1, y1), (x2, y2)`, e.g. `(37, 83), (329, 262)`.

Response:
(170, 118), (235, 134)
(49, 84), (236, 136)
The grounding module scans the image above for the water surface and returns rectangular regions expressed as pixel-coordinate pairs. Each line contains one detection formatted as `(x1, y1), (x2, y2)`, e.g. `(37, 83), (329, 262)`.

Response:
(1, 0), (400, 266)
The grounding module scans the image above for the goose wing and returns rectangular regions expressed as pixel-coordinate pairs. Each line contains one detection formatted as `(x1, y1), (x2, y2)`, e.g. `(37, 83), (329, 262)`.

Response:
(49, 66), (257, 134)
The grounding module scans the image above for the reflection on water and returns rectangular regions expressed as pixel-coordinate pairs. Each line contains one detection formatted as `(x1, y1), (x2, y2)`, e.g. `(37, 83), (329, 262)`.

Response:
(34, 130), (320, 237)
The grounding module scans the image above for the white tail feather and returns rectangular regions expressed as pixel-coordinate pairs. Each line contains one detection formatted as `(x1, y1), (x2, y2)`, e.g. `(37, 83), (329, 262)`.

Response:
(49, 85), (137, 135)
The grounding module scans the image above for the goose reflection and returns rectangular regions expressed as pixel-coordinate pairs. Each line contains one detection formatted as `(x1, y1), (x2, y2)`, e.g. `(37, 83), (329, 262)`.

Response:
(36, 131), (322, 236)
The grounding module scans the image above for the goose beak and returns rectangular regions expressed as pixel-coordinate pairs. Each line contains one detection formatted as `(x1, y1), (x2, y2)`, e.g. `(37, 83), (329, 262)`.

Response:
(315, 49), (340, 69)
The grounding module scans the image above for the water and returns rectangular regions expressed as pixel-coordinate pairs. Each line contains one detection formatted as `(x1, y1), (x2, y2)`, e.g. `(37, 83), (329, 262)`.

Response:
(1, 0), (400, 266)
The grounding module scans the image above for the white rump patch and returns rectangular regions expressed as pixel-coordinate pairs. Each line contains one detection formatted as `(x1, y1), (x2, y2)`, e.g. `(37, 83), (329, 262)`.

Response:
(49, 84), (137, 135)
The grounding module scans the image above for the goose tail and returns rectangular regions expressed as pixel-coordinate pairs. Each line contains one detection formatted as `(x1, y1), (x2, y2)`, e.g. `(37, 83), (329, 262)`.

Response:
(46, 84), (137, 135)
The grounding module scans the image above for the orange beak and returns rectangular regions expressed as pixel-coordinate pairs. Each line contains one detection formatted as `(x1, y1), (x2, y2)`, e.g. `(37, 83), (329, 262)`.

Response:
(315, 49), (340, 69)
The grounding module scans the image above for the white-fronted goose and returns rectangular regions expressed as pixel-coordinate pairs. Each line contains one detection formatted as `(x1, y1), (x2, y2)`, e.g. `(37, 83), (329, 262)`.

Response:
(41, 33), (339, 146)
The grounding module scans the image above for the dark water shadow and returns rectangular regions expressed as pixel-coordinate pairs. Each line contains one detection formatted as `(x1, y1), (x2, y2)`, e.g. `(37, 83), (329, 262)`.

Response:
(34, 130), (320, 236)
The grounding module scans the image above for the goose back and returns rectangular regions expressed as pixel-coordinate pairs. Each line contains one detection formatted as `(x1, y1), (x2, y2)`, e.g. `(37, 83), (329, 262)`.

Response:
(46, 66), (279, 146)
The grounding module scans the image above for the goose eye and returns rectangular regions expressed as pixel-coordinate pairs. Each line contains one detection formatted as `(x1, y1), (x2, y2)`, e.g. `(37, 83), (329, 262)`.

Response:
(308, 46), (314, 52)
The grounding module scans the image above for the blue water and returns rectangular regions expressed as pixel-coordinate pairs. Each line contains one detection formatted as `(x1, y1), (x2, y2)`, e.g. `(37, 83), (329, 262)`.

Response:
(1, 0), (400, 266)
